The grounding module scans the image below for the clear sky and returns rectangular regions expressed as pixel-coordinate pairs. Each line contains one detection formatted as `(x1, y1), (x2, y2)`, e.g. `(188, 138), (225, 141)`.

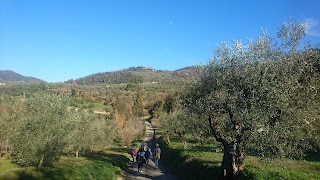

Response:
(1, 0), (320, 82)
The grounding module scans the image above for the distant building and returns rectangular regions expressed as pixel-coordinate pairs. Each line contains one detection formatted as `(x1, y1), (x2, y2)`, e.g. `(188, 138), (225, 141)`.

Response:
(0, 83), (5, 86)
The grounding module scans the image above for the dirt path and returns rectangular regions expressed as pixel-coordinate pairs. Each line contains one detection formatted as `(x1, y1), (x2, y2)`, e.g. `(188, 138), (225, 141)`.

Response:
(122, 121), (177, 180)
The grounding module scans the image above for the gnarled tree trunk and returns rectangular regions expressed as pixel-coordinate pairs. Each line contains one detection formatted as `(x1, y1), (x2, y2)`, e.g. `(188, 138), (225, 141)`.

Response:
(218, 141), (245, 180)
(209, 115), (246, 180)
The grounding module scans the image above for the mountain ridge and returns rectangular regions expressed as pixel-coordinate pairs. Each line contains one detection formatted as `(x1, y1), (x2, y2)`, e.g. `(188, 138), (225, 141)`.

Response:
(65, 66), (200, 85)
(0, 70), (46, 84)
(1, 66), (200, 84)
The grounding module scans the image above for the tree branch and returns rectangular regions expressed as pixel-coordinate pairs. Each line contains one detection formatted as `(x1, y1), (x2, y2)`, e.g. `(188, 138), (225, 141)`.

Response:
(208, 115), (224, 143)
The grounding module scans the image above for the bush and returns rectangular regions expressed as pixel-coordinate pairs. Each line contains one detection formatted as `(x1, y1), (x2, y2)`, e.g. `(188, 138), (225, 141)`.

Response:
(118, 117), (144, 146)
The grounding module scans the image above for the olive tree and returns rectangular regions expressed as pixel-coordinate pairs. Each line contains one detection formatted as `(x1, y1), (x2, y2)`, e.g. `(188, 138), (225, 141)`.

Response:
(11, 92), (74, 169)
(159, 110), (189, 148)
(184, 20), (320, 179)
(66, 111), (117, 157)
(0, 95), (20, 156)
(159, 92), (211, 148)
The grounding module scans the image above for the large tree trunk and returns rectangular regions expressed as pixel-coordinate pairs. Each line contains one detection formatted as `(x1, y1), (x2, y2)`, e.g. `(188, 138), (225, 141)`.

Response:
(209, 115), (246, 180)
(219, 142), (234, 180)
(218, 141), (245, 180)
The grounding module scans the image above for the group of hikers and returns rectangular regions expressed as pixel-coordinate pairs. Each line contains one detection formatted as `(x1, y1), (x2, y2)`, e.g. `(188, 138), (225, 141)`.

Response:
(129, 143), (161, 173)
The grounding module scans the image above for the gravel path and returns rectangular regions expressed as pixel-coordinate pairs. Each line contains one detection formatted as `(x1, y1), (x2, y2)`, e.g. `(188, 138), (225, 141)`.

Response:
(122, 121), (177, 180)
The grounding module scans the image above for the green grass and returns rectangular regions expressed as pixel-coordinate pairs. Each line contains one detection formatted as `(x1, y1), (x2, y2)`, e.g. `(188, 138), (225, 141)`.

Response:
(0, 158), (23, 179)
(93, 103), (107, 112)
(0, 145), (130, 180)
(156, 135), (320, 180)
(242, 156), (320, 180)
(157, 136), (221, 179)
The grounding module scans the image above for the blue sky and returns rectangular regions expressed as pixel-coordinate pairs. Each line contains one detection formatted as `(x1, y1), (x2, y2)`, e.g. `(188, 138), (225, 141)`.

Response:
(1, 0), (320, 82)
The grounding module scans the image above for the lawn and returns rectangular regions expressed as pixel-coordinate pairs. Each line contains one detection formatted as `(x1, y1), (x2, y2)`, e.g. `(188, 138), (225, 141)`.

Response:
(0, 145), (130, 180)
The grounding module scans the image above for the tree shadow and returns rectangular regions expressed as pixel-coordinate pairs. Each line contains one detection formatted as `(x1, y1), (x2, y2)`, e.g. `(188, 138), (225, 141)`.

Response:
(85, 151), (129, 169)
(123, 162), (154, 179)
(304, 151), (320, 162)
(188, 146), (215, 153)
(9, 167), (67, 180)
(14, 173), (38, 180)
(155, 137), (224, 180)
(40, 167), (68, 180)
(238, 168), (256, 180)
(175, 158), (221, 180)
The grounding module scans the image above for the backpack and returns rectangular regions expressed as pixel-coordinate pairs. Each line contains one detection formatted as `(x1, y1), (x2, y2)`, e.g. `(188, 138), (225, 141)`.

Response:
(139, 151), (145, 157)
(137, 151), (145, 161)
(154, 148), (161, 159)
(145, 150), (150, 158)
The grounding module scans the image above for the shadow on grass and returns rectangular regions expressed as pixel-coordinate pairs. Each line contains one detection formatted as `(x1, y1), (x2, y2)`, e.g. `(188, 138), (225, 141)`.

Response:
(155, 137), (220, 180)
(239, 168), (256, 180)
(14, 173), (38, 180)
(305, 151), (320, 162)
(6, 167), (67, 180)
(40, 167), (68, 180)
(86, 151), (129, 169)
(189, 145), (215, 153)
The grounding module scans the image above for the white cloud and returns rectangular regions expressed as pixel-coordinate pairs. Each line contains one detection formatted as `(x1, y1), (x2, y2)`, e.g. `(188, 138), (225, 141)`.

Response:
(303, 18), (320, 36)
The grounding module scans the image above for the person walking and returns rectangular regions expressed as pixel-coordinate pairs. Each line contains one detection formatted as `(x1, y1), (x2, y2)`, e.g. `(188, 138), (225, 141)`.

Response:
(153, 143), (161, 167)
(128, 147), (136, 162)
(144, 147), (151, 168)
(137, 146), (145, 173)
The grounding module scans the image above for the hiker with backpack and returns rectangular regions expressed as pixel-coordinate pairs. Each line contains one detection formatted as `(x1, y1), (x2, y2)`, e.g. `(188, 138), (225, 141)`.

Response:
(144, 147), (151, 168)
(153, 143), (161, 166)
(137, 145), (146, 173)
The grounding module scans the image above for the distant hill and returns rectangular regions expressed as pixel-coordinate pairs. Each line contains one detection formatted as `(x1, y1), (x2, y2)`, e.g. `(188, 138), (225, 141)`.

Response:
(0, 70), (45, 84)
(65, 66), (200, 85)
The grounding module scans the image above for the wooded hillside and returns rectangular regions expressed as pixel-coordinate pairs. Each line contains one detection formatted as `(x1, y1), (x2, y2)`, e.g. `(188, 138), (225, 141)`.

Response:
(65, 66), (199, 85)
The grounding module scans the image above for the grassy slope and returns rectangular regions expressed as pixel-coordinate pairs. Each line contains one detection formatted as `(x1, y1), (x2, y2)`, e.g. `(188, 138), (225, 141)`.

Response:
(0, 146), (130, 180)
(154, 129), (320, 180)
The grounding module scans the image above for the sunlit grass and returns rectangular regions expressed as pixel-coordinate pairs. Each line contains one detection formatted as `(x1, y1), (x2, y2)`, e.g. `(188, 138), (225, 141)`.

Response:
(156, 134), (320, 180)
(0, 145), (129, 180)
(243, 156), (320, 180)
(93, 103), (106, 112)
(0, 158), (23, 179)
